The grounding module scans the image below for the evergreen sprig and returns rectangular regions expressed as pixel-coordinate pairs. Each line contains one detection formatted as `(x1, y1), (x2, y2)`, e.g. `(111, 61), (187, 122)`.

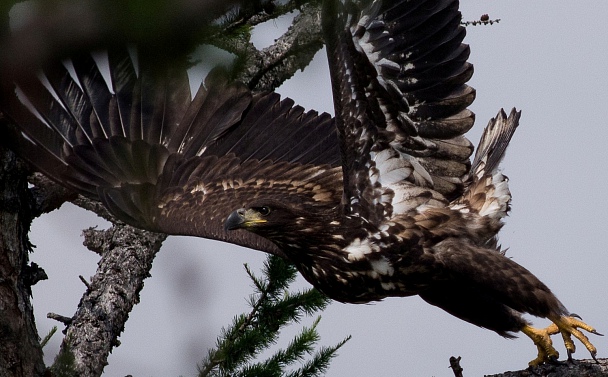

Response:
(198, 255), (350, 377)
(40, 326), (58, 349)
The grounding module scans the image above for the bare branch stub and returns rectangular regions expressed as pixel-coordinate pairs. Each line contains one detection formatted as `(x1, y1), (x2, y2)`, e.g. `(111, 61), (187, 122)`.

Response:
(28, 173), (77, 217)
(47, 313), (73, 327)
(449, 356), (464, 377)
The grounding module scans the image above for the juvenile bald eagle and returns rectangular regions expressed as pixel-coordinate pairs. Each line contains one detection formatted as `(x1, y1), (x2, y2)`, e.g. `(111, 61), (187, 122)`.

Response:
(0, 0), (599, 367)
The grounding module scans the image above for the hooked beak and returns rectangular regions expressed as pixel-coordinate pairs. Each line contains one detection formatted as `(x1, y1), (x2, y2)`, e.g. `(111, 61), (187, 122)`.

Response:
(225, 208), (268, 231)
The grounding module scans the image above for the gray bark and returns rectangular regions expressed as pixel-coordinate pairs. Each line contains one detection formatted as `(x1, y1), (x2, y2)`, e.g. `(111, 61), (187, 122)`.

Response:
(55, 223), (166, 376)
(235, 3), (325, 92)
(485, 359), (608, 377)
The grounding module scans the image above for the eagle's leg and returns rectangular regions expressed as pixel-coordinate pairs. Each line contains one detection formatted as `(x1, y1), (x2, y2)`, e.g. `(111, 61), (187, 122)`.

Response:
(548, 315), (602, 362)
(522, 316), (602, 366)
(521, 323), (560, 366)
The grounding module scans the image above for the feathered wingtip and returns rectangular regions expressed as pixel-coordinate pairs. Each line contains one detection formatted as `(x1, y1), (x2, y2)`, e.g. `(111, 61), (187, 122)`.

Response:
(471, 108), (521, 179)
(452, 108), (521, 225)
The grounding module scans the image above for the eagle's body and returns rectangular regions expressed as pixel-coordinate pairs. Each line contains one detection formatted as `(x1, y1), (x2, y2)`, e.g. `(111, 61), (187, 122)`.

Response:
(0, 0), (600, 367)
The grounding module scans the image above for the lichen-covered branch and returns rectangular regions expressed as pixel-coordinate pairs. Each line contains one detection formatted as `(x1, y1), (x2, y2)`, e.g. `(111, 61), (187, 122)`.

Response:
(236, 3), (325, 92)
(50, 225), (166, 377)
(23, 158), (169, 377)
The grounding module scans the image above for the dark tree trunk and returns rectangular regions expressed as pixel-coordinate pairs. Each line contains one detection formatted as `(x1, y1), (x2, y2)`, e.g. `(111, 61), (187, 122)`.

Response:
(0, 146), (46, 377)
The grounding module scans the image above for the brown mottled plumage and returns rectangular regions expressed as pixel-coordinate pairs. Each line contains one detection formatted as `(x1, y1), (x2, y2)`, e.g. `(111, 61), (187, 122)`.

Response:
(0, 0), (600, 367)
(227, 0), (601, 365)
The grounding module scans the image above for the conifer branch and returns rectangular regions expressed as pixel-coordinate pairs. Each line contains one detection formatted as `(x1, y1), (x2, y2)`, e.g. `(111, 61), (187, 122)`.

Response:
(40, 326), (58, 350)
(199, 255), (348, 377)
(461, 14), (501, 26)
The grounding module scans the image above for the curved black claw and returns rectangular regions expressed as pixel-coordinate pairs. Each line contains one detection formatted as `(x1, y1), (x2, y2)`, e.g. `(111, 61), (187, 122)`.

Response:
(548, 355), (566, 365)
(566, 349), (575, 363)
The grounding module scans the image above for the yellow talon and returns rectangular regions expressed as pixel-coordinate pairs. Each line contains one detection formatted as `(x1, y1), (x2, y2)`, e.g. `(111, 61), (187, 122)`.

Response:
(522, 315), (602, 366)
(549, 315), (602, 361)
(521, 324), (559, 366)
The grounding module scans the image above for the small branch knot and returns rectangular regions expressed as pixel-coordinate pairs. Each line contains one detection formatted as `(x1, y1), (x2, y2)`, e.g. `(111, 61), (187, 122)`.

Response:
(81, 227), (113, 255)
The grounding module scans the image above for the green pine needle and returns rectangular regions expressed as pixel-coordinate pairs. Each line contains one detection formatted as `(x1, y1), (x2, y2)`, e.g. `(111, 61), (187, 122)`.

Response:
(40, 326), (58, 349)
(49, 340), (77, 377)
(198, 255), (350, 377)
(285, 335), (352, 377)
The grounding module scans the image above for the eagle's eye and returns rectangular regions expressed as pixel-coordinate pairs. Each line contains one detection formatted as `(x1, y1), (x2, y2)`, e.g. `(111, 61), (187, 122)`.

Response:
(255, 206), (271, 216)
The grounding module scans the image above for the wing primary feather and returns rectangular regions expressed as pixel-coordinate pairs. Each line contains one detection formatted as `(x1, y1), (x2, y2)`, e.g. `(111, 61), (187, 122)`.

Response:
(108, 48), (137, 138)
(13, 74), (79, 149)
(2, 47), (340, 258)
(42, 61), (99, 144)
(471, 108), (521, 179)
(169, 70), (252, 157)
(71, 53), (113, 139)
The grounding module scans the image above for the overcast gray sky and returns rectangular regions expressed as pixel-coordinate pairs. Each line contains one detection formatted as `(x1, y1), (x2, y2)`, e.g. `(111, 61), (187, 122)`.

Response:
(30, 1), (608, 376)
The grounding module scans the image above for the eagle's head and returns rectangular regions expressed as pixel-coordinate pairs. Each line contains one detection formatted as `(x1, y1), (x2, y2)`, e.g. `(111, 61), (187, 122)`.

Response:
(223, 196), (369, 259)
(224, 198), (335, 240)
(224, 204), (283, 234)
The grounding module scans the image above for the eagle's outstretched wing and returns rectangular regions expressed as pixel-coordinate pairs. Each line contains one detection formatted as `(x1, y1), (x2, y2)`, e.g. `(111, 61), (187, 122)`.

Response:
(1, 48), (343, 257)
(323, 0), (475, 224)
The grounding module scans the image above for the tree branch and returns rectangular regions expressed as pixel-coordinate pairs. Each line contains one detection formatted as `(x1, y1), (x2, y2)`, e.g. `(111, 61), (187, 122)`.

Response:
(28, 173), (77, 218)
(51, 224), (166, 376)
(236, 3), (325, 92)
(487, 359), (608, 377)
(4, 146), (167, 376)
